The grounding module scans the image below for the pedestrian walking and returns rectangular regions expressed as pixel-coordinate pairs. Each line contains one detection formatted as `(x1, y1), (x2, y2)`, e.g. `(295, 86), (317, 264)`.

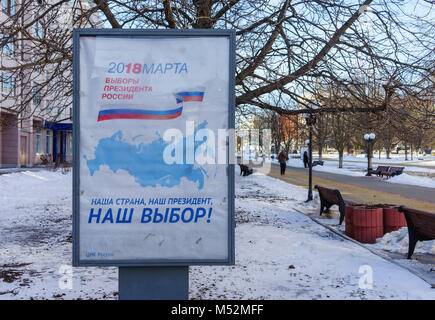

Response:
(303, 151), (309, 168)
(278, 150), (288, 175)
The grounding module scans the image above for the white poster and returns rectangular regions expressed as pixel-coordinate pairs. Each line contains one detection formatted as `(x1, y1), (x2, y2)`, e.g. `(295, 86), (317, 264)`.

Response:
(76, 33), (233, 264)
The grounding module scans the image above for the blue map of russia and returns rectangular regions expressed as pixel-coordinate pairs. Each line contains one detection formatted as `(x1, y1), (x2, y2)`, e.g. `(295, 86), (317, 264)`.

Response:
(84, 121), (208, 190)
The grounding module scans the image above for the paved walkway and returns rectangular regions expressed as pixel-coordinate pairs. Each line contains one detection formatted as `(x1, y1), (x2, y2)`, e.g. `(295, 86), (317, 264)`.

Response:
(260, 162), (435, 212)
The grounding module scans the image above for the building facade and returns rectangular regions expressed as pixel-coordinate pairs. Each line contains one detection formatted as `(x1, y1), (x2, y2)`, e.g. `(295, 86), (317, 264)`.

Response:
(0, 0), (99, 168)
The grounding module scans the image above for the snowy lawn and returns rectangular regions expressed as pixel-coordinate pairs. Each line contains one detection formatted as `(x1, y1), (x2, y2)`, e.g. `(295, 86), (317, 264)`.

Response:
(264, 156), (435, 188)
(310, 202), (435, 289)
(1, 169), (435, 299)
(0, 170), (117, 299)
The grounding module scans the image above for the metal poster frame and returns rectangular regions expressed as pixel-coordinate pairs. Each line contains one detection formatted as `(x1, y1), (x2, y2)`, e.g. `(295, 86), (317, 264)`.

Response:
(72, 29), (235, 267)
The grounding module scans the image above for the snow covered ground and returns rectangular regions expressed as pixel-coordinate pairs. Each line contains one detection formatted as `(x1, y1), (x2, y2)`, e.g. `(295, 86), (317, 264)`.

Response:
(314, 209), (435, 289)
(0, 170), (117, 299)
(260, 154), (435, 188)
(1, 168), (435, 299)
(323, 153), (435, 162)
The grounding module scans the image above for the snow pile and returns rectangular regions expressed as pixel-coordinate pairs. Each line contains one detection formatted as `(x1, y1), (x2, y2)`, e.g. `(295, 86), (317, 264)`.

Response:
(387, 174), (435, 189)
(375, 228), (410, 254)
(372, 228), (435, 256)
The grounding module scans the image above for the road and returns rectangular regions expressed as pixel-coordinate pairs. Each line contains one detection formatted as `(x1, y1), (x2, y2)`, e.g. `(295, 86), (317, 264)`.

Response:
(255, 162), (435, 212)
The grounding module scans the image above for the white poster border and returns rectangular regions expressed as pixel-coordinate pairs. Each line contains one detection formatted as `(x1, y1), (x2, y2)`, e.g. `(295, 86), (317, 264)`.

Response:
(72, 29), (235, 267)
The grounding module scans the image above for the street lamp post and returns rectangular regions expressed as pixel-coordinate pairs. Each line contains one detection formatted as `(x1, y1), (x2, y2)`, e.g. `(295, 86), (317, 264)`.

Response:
(306, 138), (313, 201)
(302, 113), (316, 202)
(364, 133), (376, 176)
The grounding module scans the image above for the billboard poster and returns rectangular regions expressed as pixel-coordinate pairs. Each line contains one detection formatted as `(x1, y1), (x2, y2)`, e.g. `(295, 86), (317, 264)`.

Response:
(73, 30), (235, 266)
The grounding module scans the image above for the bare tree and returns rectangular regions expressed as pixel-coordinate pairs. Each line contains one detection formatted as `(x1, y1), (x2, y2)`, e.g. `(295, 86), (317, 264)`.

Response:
(311, 113), (329, 161)
(0, 0), (100, 130)
(0, 0), (434, 126)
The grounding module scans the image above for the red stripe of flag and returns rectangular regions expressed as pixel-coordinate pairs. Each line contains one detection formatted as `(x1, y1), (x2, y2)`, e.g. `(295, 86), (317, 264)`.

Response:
(98, 111), (182, 122)
(182, 96), (203, 102)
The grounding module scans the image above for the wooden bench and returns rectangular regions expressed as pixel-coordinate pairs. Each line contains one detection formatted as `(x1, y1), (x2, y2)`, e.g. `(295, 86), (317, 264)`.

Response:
(383, 166), (404, 178)
(368, 166), (404, 178)
(368, 166), (390, 177)
(239, 164), (253, 176)
(398, 206), (435, 259)
(312, 160), (324, 167)
(314, 185), (360, 225)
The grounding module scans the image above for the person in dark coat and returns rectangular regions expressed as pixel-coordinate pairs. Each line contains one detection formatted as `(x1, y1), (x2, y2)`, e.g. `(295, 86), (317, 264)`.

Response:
(303, 151), (309, 168)
(278, 151), (288, 175)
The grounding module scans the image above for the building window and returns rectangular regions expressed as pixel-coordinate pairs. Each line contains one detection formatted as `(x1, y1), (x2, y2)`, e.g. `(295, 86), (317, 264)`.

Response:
(34, 19), (44, 39)
(32, 56), (41, 71)
(2, 0), (16, 16)
(46, 101), (58, 119)
(36, 128), (42, 154)
(69, 133), (72, 155)
(1, 72), (16, 96)
(32, 87), (41, 105)
(1, 33), (15, 56)
(46, 130), (52, 154)
(61, 132), (66, 155)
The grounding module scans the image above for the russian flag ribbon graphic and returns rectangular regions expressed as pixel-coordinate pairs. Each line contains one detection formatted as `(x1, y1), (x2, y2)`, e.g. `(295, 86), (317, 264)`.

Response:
(175, 91), (205, 103)
(97, 91), (204, 122)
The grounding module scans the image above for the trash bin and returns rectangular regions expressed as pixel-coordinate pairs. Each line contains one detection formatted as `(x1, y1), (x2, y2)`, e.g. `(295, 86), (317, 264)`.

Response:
(345, 204), (360, 238)
(383, 205), (407, 234)
(352, 206), (383, 244)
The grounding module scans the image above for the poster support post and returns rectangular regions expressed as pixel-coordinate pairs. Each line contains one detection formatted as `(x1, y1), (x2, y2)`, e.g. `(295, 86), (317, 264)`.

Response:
(118, 266), (189, 300)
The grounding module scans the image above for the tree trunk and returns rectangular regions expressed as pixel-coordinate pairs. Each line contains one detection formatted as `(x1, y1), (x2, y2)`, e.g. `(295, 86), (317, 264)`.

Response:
(404, 138), (408, 161)
(339, 149), (344, 168)
(193, 0), (213, 28)
(318, 144), (323, 161)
